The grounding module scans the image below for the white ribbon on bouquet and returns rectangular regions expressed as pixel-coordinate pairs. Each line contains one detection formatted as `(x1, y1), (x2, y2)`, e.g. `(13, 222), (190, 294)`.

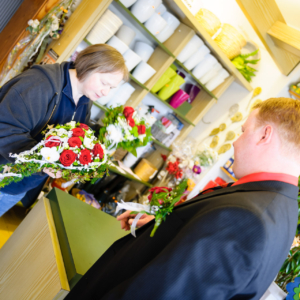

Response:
(116, 201), (158, 237)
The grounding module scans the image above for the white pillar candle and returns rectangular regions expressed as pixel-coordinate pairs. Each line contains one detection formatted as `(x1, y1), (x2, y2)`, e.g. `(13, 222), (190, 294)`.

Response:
(184, 45), (210, 70)
(206, 69), (230, 91)
(199, 62), (222, 85)
(192, 54), (218, 79)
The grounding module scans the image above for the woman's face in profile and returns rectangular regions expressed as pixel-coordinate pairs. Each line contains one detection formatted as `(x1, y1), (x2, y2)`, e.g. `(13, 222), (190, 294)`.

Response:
(79, 71), (124, 101)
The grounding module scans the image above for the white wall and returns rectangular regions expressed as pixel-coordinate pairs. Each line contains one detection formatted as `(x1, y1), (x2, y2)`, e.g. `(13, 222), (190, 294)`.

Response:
(185, 0), (300, 198)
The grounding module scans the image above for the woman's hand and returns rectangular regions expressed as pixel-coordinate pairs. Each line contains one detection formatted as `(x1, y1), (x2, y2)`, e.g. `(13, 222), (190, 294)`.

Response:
(43, 167), (62, 178)
(117, 210), (155, 231)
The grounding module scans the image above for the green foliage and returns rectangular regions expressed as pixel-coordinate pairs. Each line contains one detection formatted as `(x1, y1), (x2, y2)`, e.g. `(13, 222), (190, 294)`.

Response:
(231, 50), (260, 82)
(276, 246), (300, 292)
(275, 176), (300, 292)
(132, 179), (188, 237)
(0, 161), (108, 189)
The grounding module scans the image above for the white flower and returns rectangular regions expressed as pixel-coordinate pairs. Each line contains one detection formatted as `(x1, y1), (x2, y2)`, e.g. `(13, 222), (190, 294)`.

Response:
(28, 19), (39, 29)
(125, 134), (134, 141)
(106, 124), (123, 144)
(33, 19), (40, 28)
(56, 128), (68, 137)
(188, 160), (194, 169)
(160, 170), (166, 177)
(138, 134), (146, 142)
(51, 16), (59, 31)
(66, 121), (76, 128)
(180, 160), (189, 168)
(168, 155), (176, 163)
(40, 147), (60, 163)
(83, 137), (94, 149)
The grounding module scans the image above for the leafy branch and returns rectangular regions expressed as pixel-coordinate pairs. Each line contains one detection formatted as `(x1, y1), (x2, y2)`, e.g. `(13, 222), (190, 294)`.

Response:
(231, 49), (260, 82)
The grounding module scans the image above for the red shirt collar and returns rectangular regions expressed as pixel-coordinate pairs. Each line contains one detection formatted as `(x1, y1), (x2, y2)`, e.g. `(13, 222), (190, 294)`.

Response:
(232, 172), (298, 187)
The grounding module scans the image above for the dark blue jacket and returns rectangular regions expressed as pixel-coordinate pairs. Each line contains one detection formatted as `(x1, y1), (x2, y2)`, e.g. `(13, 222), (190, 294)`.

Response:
(65, 181), (299, 300)
(0, 62), (93, 194)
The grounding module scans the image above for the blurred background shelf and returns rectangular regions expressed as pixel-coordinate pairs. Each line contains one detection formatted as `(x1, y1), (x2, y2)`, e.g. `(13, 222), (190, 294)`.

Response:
(150, 91), (195, 126)
(115, 0), (195, 59)
(172, 0), (253, 92)
(175, 59), (217, 99)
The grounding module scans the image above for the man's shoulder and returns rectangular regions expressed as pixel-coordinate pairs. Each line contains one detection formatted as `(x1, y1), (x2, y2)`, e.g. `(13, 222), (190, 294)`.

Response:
(178, 181), (298, 226)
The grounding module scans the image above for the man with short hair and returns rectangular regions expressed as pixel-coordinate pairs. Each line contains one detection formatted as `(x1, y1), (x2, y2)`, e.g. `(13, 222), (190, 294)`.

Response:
(66, 97), (300, 300)
(0, 44), (127, 215)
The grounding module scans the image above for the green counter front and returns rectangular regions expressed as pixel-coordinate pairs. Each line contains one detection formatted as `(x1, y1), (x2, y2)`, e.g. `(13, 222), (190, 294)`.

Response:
(48, 188), (129, 289)
(0, 188), (128, 300)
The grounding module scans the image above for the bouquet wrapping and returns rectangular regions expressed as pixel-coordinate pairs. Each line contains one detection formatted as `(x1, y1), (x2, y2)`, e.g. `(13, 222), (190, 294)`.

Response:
(0, 122), (108, 188)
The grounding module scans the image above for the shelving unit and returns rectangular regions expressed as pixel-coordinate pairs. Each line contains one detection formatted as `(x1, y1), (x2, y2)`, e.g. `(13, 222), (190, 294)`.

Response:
(172, 0), (253, 92)
(175, 60), (217, 99)
(45, 0), (239, 186)
(150, 92), (195, 126)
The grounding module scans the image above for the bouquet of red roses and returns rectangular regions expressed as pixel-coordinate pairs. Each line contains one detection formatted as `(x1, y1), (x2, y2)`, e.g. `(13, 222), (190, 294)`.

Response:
(146, 181), (187, 236)
(0, 121), (108, 188)
(116, 180), (188, 237)
(99, 105), (152, 156)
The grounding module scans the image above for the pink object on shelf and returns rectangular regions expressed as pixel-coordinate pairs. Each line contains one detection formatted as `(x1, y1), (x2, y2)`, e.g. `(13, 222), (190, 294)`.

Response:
(169, 89), (190, 109)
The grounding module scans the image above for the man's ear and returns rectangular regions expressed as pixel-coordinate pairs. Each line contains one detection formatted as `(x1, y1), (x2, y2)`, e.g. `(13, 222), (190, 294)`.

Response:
(257, 125), (273, 145)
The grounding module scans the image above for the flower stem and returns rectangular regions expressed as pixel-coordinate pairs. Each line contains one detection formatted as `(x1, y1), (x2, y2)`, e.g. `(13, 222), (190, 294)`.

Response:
(150, 218), (162, 237)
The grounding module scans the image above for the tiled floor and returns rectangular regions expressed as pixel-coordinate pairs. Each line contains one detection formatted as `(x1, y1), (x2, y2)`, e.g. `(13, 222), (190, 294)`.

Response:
(0, 205), (26, 249)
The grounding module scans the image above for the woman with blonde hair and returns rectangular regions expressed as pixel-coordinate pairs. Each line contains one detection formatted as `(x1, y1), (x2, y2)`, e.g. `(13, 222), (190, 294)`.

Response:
(0, 44), (128, 215)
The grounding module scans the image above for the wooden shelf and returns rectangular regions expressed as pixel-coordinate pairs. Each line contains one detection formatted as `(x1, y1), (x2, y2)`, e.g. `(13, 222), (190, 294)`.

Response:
(92, 101), (108, 112)
(46, 0), (237, 162)
(173, 0), (253, 92)
(212, 75), (235, 98)
(152, 138), (172, 152)
(144, 47), (175, 90)
(51, 0), (113, 62)
(150, 92), (195, 126)
(115, 0), (195, 59)
(129, 74), (149, 90)
(175, 60), (217, 99)
(125, 81), (148, 108)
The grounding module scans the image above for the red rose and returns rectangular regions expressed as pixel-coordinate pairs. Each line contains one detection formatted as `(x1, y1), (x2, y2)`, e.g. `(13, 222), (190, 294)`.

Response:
(175, 170), (183, 179)
(72, 127), (85, 138)
(150, 186), (172, 194)
(138, 125), (146, 135)
(79, 149), (92, 165)
(128, 117), (135, 127)
(148, 186), (172, 204)
(68, 137), (82, 148)
(79, 123), (89, 130)
(59, 150), (76, 167)
(166, 161), (180, 175)
(123, 106), (135, 119)
(161, 154), (167, 161)
(93, 143), (104, 159)
(45, 135), (60, 148)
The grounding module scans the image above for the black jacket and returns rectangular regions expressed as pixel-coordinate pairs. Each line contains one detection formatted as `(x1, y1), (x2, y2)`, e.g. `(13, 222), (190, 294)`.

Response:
(65, 181), (299, 300)
(0, 62), (92, 165)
